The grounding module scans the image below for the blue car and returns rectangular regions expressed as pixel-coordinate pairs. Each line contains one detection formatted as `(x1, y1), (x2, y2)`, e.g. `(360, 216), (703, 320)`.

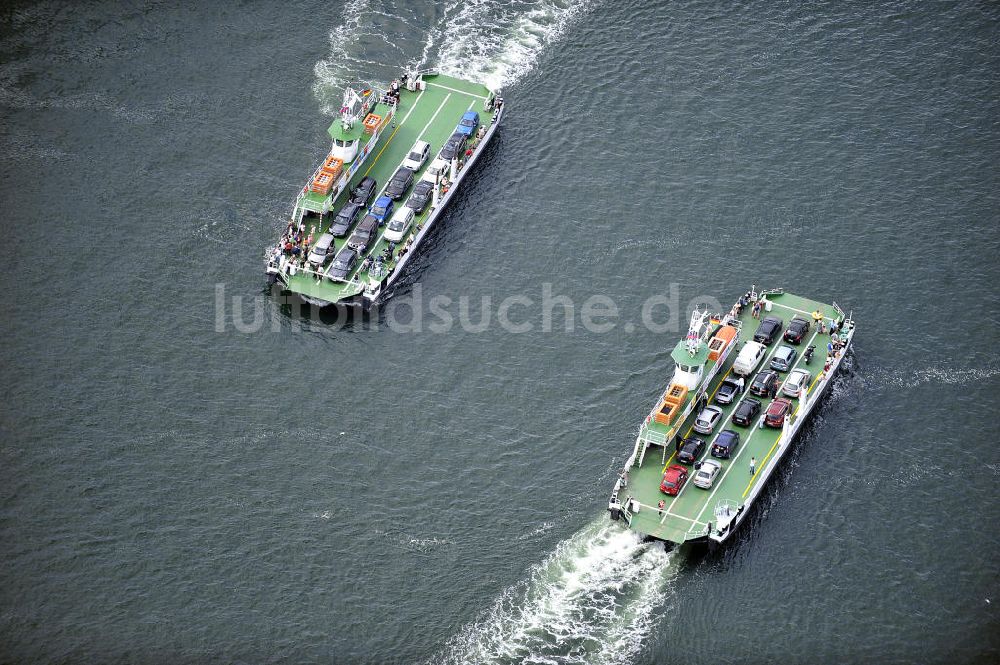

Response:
(370, 195), (395, 225)
(455, 110), (479, 137)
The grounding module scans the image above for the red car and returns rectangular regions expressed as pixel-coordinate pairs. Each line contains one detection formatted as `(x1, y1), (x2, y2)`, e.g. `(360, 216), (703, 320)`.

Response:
(660, 464), (689, 495)
(764, 398), (793, 427)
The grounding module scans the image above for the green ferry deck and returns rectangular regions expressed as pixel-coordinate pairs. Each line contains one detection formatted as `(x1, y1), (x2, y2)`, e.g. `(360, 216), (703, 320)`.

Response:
(617, 290), (850, 545)
(278, 73), (498, 304)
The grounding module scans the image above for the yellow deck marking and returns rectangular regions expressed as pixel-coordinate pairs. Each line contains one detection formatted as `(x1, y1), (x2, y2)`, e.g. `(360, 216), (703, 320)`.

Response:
(742, 436), (781, 498)
(742, 334), (826, 498)
(708, 368), (733, 402)
(362, 90), (424, 178)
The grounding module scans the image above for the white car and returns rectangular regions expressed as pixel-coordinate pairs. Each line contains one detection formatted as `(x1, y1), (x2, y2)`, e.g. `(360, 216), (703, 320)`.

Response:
(693, 406), (724, 435)
(402, 140), (431, 171)
(693, 460), (722, 489)
(384, 207), (414, 243)
(419, 157), (448, 184)
(782, 368), (812, 398)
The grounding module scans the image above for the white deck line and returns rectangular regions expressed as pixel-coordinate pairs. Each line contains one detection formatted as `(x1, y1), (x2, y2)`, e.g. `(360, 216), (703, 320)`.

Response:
(327, 91), (440, 280)
(770, 301), (816, 317)
(664, 325), (800, 521)
(659, 510), (704, 526)
(368, 102), (504, 301)
(348, 91), (471, 280)
(691, 327), (822, 526)
(425, 81), (487, 100)
(416, 93), (451, 140)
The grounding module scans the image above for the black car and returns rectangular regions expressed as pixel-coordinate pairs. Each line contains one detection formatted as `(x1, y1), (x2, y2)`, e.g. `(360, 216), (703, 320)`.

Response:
(676, 437), (707, 465)
(349, 176), (377, 207)
(753, 315), (784, 345)
(406, 180), (434, 214)
(712, 430), (741, 459)
(715, 378), (743, 405)
(749, 370), (780, 397)
(329, 202), (363, 237)
(347, 214), (379, 252)
(385, 167), (414, 200)
(439, 131), (467, 161)
(783, 317), (811, 344)
(327, 247), (357, 280)
(731, 398), (762, 427)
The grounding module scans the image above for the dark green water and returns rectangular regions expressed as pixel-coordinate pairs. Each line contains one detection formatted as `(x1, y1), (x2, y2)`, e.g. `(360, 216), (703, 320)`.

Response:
(1, 1), (998, 663)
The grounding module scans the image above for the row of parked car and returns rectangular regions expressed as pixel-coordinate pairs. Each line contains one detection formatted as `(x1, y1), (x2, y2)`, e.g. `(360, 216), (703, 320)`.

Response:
(305, 111), (482, 281)
(659, 313), (818, 495)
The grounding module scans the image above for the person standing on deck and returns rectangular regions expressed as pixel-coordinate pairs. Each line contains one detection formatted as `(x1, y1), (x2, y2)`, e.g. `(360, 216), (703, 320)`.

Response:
(749, 456), (756, 476)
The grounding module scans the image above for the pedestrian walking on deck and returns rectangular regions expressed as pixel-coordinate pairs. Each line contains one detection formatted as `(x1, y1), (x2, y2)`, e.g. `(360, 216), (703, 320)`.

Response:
(749, 456), (756, 476)
(658, 499), (665, 517)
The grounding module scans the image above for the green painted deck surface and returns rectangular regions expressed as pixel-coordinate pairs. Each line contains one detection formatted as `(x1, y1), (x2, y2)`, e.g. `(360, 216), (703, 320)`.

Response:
(625, 292), (843, 543)
(283, 74), (495, 302)
(328, 99), (393, 142)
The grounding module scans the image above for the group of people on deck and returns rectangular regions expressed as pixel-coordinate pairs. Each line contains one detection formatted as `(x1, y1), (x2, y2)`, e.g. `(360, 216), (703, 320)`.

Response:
(270, 219), (314, 275)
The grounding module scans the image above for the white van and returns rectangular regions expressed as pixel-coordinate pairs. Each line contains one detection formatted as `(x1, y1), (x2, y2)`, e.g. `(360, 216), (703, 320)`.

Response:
(732, 341), (767, 376)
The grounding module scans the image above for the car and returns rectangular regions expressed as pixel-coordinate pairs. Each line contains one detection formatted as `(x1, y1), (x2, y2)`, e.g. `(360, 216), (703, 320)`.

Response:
(370, 195), (395, 224)
(401, 140), (431, 171)
(753, 316), (784, 345)
(714, 378), (743, 405)
(659, 464), (689, 496)
(385, 167), (414, 200)
(329, 202), (363, 237)
(692, 459), (722, 489)
(384, 206), (415, 243)
(349, 176), (377, 207)
(406, 180), (434, 214)
(749, 369), (780, 397)
(733, 341), (767, 376)
(419, 157), (449, 184)
(326, 247), (357, 280)
(770, 345), (798, 372)
(784, 317), (811, 344)
(711, 430), (741, 459)
(676, 437), (707, 465)
(346, 214), (379, 253)
(764, 398), (794, 427)
(440, 131), (467, 161)
(455, 110), (480, 137)
(782, 368), (812, 398)
(731, 398), (762, 427)
(693, 405), (724, 435)
(307, 233), (336, 267)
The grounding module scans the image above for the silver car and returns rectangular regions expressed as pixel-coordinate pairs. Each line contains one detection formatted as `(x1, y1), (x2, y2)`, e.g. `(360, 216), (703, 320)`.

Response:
(307, 233), (336, 267)
(769, 345), (798, 372)
(693, 405), (724, 435)
(693, 460), (722, 489)
(782, 368), (812, 398)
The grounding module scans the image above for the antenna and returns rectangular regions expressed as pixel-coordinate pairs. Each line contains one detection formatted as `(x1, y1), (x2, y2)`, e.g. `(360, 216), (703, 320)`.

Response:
(685, 308), (708, 356)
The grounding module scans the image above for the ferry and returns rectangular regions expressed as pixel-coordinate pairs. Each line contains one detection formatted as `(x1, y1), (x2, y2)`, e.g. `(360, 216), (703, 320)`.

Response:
(265, 72), (504, 308)
(608, 287), (855, 548)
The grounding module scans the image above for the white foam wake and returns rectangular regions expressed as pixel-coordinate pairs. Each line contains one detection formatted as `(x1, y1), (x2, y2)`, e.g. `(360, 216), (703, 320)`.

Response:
(434, 519), (676, 665)
(430, 0), (596, 91)
(313, 0), (597, 114)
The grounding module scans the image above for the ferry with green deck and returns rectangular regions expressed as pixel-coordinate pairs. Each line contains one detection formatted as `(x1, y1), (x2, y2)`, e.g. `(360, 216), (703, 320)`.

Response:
(608, 287), (855, 548)
(265, 71), (503, 307)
